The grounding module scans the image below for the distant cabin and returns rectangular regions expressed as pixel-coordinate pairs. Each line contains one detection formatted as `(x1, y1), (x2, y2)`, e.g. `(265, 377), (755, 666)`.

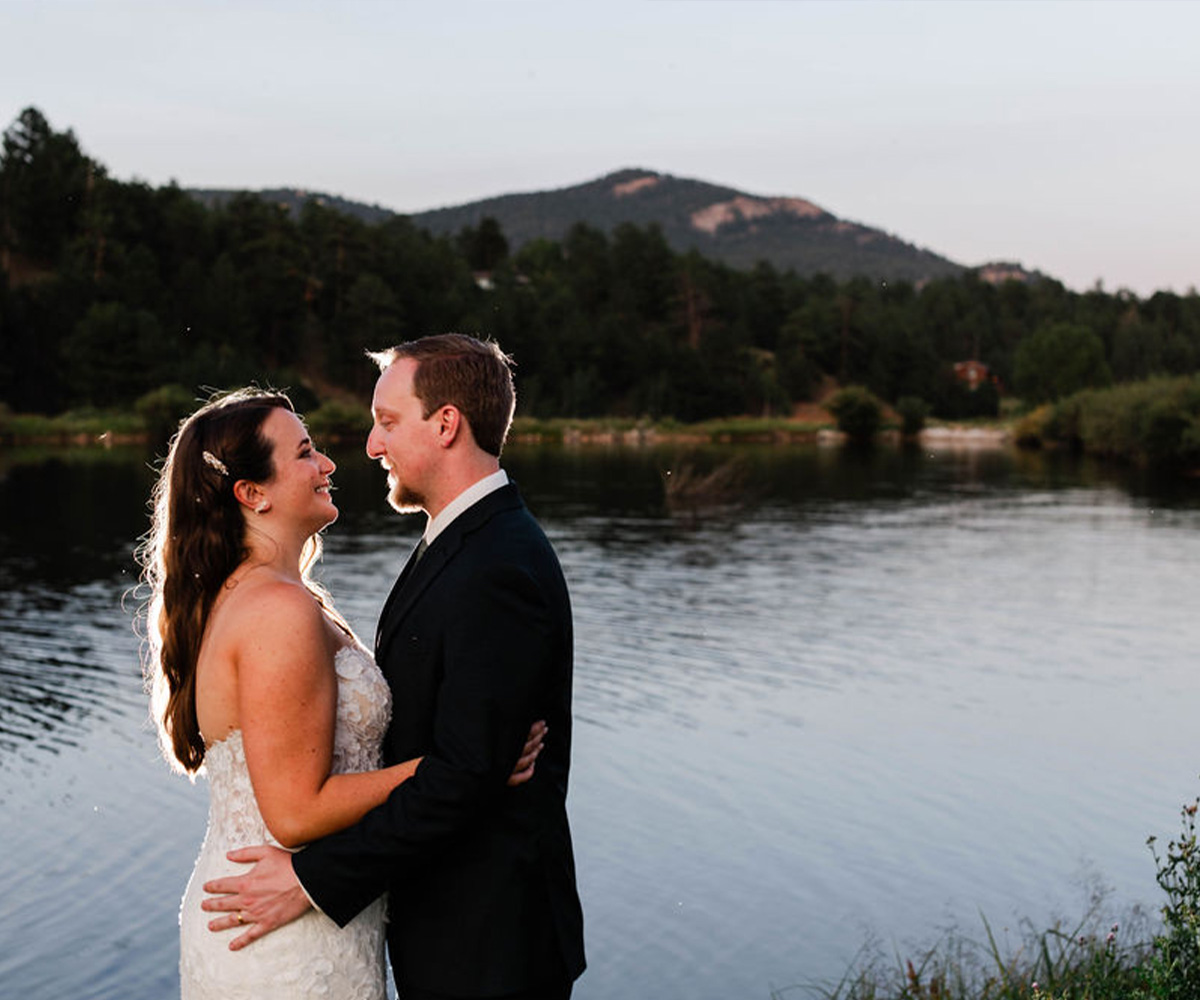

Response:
(953, 360), (990, 391)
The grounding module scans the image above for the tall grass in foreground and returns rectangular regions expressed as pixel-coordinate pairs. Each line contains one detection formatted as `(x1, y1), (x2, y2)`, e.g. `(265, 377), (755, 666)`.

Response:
(785, 795), (1200, 1000)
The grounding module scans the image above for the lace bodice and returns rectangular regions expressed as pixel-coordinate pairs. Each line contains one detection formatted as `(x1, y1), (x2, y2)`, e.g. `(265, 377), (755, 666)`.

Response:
(180, 644), (393, 999)
(200, 644), (392, 850)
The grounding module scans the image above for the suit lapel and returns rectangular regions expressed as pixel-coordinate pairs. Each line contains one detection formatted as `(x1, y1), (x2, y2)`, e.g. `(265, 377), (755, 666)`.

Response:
(375, 483), (525, 662)
(375, 538), (426, 651)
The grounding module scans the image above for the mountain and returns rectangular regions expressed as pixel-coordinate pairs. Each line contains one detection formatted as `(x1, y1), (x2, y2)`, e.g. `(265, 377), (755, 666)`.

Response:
(188, 168), (971, 282)
(189, 187), (398, 226)
(409, 168), (964, 283)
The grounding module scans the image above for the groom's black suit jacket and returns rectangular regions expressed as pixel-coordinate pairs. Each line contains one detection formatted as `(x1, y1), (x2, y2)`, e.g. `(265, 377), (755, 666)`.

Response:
(293, 483), (585, 997)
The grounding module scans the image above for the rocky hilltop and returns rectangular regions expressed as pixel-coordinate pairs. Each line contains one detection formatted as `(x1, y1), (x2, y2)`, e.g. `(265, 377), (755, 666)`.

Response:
(408, 168), (963, 283)
(186, 168), (1017, 283)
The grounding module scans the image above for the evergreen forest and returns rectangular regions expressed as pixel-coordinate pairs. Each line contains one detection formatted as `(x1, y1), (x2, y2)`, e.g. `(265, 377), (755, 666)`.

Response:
(3, 107), (1199, 427)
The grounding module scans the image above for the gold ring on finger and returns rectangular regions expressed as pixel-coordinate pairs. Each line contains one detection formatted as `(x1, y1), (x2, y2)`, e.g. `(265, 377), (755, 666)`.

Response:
(236, 912), (245, 925)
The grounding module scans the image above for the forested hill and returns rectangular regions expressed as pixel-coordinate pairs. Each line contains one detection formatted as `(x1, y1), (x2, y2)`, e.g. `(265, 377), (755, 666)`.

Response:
(407, 169), (964, 283)
(4, 106), (1200, 431)
(191, 169), (966, 284)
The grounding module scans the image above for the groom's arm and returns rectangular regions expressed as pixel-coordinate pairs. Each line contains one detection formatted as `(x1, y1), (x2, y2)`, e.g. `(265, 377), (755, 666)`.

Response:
(200, 718), (547, 948)
(293, 560), (557, 926)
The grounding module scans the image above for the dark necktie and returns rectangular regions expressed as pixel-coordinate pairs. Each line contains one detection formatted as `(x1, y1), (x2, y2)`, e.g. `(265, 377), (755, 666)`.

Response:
(412, 536), (429, 565)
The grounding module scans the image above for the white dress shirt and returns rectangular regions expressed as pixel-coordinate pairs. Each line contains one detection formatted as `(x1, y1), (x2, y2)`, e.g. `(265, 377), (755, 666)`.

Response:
(422, 468), (509, 548)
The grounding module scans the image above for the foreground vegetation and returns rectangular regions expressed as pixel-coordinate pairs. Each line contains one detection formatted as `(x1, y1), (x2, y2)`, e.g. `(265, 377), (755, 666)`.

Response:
(786, 794), (1200, 1000)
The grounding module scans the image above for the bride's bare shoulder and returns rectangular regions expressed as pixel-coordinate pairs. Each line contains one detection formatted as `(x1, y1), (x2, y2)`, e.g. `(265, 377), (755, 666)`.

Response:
(211, 573), (330, 656)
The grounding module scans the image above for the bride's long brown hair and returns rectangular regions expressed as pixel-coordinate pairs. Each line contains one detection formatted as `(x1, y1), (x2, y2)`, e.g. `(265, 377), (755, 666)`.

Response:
(139, 388), (325, 775)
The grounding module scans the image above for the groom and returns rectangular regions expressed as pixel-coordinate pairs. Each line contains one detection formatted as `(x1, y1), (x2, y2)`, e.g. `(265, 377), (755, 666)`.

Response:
(203, 334), (585, 999)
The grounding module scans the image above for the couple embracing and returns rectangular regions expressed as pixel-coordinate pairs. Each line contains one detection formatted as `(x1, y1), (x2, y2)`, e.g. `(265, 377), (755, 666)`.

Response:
(142, 334), (585, 999)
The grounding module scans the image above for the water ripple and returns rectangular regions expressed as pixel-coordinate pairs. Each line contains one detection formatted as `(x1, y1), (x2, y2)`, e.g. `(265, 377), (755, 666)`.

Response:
(4, 445), (1200, 1000)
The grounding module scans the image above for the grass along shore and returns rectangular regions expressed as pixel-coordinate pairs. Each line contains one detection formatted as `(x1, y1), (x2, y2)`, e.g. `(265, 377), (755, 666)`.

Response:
(0, 400), (1009, 449)
(13, 373), (1200, 469)
(789, 793), (1200, 1000)
(7, 374), (1200, 467)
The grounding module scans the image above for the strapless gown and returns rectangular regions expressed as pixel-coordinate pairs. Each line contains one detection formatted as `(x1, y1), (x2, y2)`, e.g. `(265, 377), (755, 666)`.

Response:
(179, 645), (392, 999)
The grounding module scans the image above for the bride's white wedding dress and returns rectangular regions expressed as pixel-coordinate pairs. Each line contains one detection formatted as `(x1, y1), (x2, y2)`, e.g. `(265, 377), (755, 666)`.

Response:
(179, 645), (392, 999)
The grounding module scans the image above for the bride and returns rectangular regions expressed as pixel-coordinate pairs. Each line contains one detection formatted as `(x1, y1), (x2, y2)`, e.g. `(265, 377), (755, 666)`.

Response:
(140, 389), (542, 999)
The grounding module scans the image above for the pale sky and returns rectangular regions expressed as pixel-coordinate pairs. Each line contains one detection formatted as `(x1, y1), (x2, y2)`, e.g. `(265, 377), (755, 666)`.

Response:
(2, 0), (1197, 297)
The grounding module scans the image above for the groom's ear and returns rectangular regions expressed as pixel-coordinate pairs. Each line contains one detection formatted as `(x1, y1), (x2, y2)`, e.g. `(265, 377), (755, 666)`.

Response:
(434, 405), (463, 448)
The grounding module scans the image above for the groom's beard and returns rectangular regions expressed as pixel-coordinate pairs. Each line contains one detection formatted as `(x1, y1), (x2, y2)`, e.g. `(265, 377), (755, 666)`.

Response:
(387, 476), (425, 515)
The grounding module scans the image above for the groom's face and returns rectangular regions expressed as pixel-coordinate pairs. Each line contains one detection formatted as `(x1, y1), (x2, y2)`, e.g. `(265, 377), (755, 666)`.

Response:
(367, 358), (439, 514)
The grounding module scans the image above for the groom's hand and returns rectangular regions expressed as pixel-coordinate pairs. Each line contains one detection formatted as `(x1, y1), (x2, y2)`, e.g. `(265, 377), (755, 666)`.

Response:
(201, 844), (312, 950)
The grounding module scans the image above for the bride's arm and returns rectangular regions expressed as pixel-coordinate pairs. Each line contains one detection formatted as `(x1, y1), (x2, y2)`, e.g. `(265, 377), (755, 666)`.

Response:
(234, 584), (417, 848)
(232, 585), (544, 849)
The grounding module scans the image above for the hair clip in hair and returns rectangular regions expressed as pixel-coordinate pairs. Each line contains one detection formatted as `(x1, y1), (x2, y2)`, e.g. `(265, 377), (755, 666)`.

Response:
(202, 450), (229, 476)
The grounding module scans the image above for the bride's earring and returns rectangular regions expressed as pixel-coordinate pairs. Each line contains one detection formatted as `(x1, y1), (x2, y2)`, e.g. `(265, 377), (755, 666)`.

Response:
(255, 500), (270, 514)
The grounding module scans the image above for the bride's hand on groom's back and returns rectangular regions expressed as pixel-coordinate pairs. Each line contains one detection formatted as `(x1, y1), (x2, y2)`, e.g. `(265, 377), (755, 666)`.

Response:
(507, 719), (547, 787)
(201, 845), (311, 950)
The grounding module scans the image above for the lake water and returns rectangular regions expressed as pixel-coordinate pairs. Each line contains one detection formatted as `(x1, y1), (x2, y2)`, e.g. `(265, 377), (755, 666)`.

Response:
(2, 439), (1199, 999)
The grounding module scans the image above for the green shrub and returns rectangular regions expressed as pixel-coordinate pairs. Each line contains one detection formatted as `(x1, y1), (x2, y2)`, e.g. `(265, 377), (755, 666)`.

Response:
(1045, 375), (1200, 467)
(798, 783), (1200, 1000)
(135, 384), (196, 442)
(1146, 797), (1200, 997)
(305, 399), (372, 439)
(896, 396), (930, 437)
(1045, 393), (1086, 449)
(1013, 404), (1054, 448)
(827, 386), (883, 443)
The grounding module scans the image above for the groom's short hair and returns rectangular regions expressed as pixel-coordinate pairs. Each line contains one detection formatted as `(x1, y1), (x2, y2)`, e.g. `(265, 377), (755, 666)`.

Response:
(368, 334), (516, 457)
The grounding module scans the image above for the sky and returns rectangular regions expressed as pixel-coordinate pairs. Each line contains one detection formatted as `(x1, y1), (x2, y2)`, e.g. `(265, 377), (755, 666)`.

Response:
(2, 0), (1197, 298)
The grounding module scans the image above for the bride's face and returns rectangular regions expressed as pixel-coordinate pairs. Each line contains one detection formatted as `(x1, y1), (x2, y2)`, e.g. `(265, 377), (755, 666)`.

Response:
(256, 409), (339, 531)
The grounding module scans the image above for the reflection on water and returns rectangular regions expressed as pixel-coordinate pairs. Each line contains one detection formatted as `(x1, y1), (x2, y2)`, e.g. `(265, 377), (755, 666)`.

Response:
(0, 582), (136, 757)
(2, 441), (1199, 999)
(0, 449), (152, 761)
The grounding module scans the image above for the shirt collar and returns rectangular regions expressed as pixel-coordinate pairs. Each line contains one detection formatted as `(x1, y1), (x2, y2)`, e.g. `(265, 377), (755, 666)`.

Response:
(423, 468), (509, 547)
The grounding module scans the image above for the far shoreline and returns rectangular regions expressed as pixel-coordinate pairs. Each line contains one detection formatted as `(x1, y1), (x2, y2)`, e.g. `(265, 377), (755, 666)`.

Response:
(0, 413), (1014, 451)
